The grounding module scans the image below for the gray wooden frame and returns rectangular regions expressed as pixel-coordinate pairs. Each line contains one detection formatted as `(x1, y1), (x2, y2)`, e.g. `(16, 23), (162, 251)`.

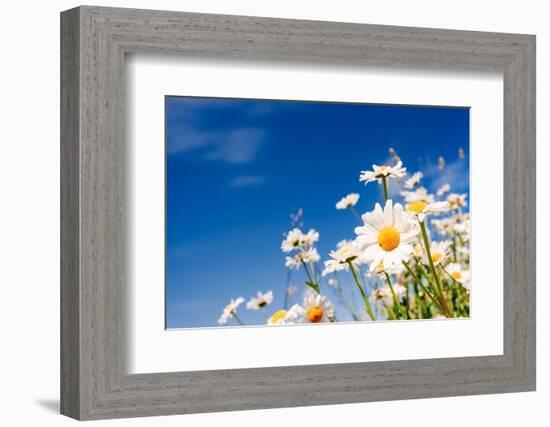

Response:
(60, 5), (536, 421)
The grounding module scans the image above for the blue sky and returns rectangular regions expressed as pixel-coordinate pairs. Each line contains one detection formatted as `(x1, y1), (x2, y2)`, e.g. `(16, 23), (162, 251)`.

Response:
(165, 96), (469, 328)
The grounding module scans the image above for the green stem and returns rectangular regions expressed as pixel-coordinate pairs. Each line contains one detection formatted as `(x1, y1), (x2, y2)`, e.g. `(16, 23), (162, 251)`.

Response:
(382, 176), (389, 202)
(418, 220), (453, 318)
(416, 262), (433, 284)
(231, 311), (244, 325)
(334, 277), (361, 321)
(384, 271), (407, 320)
(311, 261), (318, 283)
(402, 260), (443, 312)
(301, 259), (319, 293)
(348, 261), (375, 321)
(404, 283), (412, 319)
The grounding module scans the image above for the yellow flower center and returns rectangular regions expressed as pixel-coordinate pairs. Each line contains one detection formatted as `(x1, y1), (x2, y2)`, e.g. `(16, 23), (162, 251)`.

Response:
(451, 271), (462, 280)
(377, 226), (401, 251)
(374, 166), (389, 178)
(407, 201), (428, 214)
(432, 252), (443, 263)
(271, 309), (287, 323)
(307, 306), (324, 323)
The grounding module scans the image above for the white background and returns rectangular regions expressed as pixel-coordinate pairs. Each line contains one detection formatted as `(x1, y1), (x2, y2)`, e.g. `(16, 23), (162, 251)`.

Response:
(0, 0), (546, 426)
(128, 57), (503, 373)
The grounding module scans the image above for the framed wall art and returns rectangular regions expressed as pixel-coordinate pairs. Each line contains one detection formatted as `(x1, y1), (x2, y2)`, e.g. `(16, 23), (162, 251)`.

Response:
(60, 5), (536, 420)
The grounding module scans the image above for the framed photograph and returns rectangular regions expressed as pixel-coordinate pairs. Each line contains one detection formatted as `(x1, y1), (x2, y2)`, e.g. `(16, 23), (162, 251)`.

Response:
(61, 6), (536, 420)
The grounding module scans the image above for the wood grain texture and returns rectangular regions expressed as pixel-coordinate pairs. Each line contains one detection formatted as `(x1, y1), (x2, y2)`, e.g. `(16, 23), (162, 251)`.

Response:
(60, 7), (81, 419)
(60, 5), (536, 420)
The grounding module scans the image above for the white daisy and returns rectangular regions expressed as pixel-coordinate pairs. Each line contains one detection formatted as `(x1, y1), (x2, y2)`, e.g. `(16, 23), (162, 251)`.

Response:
(359, 161), (406, 185)
(370, 260), (405, 277)
(400, 187), (434, 204)
(284, 256), (301, 270)
(302, 293), (335, 323)
(281, 228), (320, 252)
(336, 193), (360, 210)
(453, 218), (471, 236)
(447, 193), (468, 209)
(322, 240), (364, 276)
(369, 288), (391, 309)
(413, 242), (425, 259)
(281, 228), (304, 253)
(436, 183), (451, 196)
(406, 200), (450, 222)
(246, 290), (274, 310)
(426, 241), (451, 266)
(404, 171), (423, 189)
(337, 239), (355, 249)
(218, 297), (245, 325)
(354, 200), (419, 272)
(303, 247), (321, 263)
(446, 263), (470, 290)
(301, 229), (320, 247)
(431, 217), (454, 235)
(285, 247), (321, 270)
(369, 283), (406, 308)
(457, 245), (470, 260)
(390, 283), (407, 303)
(267, 304), (304, 325)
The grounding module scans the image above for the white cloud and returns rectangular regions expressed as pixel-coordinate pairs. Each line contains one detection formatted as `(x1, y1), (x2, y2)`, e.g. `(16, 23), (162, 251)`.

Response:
(167, 126), (216, 153)
(205, 129), (265, 164)
(229, 175), (266, 188)
(168, 127), (265, 164)
(166, 98), (282, 164)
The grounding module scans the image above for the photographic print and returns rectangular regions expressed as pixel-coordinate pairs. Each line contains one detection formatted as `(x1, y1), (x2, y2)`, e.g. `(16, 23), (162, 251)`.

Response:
(165, 96), (470, 329)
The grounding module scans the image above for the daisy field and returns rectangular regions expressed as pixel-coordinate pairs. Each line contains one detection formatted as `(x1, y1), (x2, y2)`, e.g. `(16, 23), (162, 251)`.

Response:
(166, 96), (470, 328)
